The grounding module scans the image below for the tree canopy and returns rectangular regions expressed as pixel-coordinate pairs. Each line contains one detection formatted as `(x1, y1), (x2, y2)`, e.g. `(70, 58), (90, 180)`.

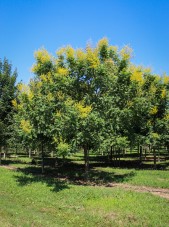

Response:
(0, 58), (17, 148)
(12, 38), (169, 172)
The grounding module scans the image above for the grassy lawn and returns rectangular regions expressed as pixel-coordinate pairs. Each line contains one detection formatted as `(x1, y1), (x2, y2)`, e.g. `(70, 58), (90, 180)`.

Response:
(0, 155), (169, 226)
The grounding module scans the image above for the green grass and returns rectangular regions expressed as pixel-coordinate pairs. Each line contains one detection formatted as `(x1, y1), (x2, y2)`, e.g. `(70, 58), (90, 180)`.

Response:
(95, 167), (169, 188)
(0, 156), (169, 226)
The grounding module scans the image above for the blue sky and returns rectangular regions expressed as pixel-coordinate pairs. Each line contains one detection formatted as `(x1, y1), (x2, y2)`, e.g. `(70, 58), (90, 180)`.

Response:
(0, 0), (169, 83)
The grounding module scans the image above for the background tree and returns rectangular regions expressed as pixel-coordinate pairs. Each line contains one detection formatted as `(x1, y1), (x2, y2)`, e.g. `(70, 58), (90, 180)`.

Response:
(0, 58), (17, 164)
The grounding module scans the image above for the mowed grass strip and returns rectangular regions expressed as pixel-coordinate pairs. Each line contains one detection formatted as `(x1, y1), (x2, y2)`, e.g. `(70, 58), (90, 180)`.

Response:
(0, 167), (169, 227)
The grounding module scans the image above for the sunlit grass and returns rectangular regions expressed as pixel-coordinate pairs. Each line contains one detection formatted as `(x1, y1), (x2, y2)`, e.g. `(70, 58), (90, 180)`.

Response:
(0, 156), (169, 226)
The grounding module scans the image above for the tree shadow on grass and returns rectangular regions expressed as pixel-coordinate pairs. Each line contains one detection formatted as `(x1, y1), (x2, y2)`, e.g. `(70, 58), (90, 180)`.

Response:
(13, 160), (136, 192)
(6, 155), (169, 193)
(14, 166), (69, 192)
(1, 158), (29, 166)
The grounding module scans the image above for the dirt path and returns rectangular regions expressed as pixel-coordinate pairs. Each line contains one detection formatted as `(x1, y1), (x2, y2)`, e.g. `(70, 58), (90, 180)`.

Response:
(0, 165), (18, 170)
(107, 183), (169, 200)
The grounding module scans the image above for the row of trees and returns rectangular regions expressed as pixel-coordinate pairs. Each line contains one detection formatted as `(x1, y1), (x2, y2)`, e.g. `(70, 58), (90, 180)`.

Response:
(1, 38), (169, 172)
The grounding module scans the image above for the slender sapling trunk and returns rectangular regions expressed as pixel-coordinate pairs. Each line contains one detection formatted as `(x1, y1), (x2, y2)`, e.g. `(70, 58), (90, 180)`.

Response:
(153, 148), (156, 169)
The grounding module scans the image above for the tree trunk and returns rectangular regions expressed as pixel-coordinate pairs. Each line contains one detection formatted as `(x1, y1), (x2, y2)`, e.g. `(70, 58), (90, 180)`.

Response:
(110, 146), (113, 162)
(122, 148), (125, 157)
(41, 142), (45, 174)
(144, 147), (147, 160)
(29, 149), (31, 158)
(138, 144), (140, 154)
(3, 146), (7, 159)
(84, 146), (89, 180)
(167, 146), (169, 154)
(115, 149), (118, 167)
(118, 148), (120, 167)
(51, 150), (54, 158)
(139, 145), (142, 166)
(153, 148), (156, 169)
(130, 146), (132, 154)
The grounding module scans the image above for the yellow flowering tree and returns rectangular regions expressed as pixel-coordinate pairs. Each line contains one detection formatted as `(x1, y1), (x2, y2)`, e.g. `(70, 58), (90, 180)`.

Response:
(13, 38), (169, 172)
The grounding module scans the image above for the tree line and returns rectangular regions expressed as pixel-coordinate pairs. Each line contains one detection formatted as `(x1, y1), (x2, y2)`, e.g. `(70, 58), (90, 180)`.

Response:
(0, 38), (169, 173)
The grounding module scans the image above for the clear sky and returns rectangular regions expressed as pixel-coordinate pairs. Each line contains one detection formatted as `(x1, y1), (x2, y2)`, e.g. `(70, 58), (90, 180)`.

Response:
(0, 0), (169, 83)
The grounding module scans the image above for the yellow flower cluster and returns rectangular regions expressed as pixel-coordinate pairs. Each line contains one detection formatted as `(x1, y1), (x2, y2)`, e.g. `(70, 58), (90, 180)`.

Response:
(66, 46), (74, 59)
(17, 83), (29, 93)
(151, 133), (159, 139)
(56, 47), (65, 56)
(52, 136), (59, 144)
(47, 93), (54, 102)
(65, 97), (74, 106)
(20, 119), (32, 134)
(86, 46), (99, 69)
(164, 113), (169, 120)
(36, 81), (42, 89)
(149, 106), (158, 115)
(28, 91), (34, 101)
(40, 73), (53, 83)
(12, 99), (17, 108)
(17, 83), (34, 100)
(57, 67), (69, 76)
(163, 74), (169, 84)
(130, 70), (143, 83)
(108, 45), (118, 53)
(40, 74), (47, 82)
(161, 89), (166, 98)
(97, 38), (108, 50)
(56, 91), (65, 101)
(75, 102), (92, 118)
(55, 111), (61, 117)
(31, 63), (39, 73)
(149, 85), (156, 94)
(154, 75), (161, 82)
(32, 49), (52, 73)
(120, 46), (133, 60)
(34, 49), (51, 63)
(76, 49), (86, 62)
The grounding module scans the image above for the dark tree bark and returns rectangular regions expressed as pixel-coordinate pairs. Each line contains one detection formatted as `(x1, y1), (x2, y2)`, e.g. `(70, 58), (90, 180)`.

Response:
(144, 147), (147, 160)
(15, 145), (18, 155)
(139, 145), (142, 166)
(118, 148), (121, 167)
(41, 142), (45, 174)
(153, 148), (156, 169)
(110, 146), (113, 162)
(84, 146), (89, 180)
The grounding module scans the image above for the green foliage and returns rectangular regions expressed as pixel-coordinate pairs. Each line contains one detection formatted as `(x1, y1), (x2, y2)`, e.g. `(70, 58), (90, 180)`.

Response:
(0, 58), (17, 148)
(57, 142), (70, 157)
(13, 38), (169, 164)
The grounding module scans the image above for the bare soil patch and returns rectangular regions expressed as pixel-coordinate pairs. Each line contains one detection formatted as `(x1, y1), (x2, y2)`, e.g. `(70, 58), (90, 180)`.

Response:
(0, 165), (18, 171)
(106, 183), (169, 200)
